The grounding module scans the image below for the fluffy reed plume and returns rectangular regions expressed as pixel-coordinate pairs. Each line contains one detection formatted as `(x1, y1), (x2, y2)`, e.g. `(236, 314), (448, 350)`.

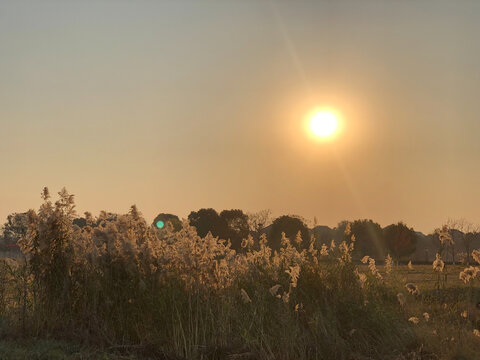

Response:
(459, 266), (479, 284)
(361, 256), (370, 264)
(338, 241), (352, 263)
(345, 222), (352, 236)
(461, 310), (468, 318)
(474, 329), (480, 338)
(408, 317), (419, 324)
(320, 244), (328, 256)
(408, 261), (413, 270)
(286, 265), (300, 288)
(356, 271), (367, 288)
(405, 283), (420, 296)
(368, 258), (382, 279)
(385, 254), (393, 275)
(294, 231), (303, 246)
(330, 239), (336, 250)
(240, 289), (252, 304)
(269, 284), (281, 297)
(433, 253), (445, 272)
(423, 312), (430, 322)
(241, 235), (254, 249)
(307, 235), (318, 262)
(472, 249), (480, 264)
(436, 225), (453, 245)
(397, 293), (406, 306)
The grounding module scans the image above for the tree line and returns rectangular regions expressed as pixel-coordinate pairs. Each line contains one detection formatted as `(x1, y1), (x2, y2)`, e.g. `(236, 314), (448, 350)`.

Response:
(2, 207), (479, 263)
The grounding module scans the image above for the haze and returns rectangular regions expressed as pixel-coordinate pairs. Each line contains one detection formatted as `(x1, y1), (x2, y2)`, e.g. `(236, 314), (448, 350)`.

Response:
(1, 1), (480, 233)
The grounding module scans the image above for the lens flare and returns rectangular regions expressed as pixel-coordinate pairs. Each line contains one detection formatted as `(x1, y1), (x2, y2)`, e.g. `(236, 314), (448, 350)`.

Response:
(156, 220), (165, 229)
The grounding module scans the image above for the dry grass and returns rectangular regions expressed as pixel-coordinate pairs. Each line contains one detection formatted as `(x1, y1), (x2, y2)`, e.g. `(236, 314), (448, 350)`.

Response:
(357, 264), (480, 360)
(0, 189), (480, 359)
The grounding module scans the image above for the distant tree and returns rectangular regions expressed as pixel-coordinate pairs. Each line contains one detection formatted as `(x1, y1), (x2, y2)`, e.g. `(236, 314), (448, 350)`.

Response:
(384, 222), (417, 263)
(188, 208), (228, 239)
(247, 210), (272, 236)
(153, 213), (182, 232)
(334, 220), (350, 241)
(268, 215), (310, 250)
(445, 219), (462, 265)
(312, 225), (335, 246)
(463, 228), (480, 266)
(445, 219), (479, 265)
(220, 209), (249, 251)
(335, 219), (385, 260)
(1, 212), (29, 252)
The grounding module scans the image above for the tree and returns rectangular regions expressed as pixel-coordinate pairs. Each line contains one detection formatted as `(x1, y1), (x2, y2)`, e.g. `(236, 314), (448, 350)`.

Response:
(335, 219), (385, 260)
(463, 228), (480, 266)
(220, 209), (249, 251)
(434, 220), (463, 264)
(268, 215), (310, 250)
(446, 219), (463, 265)
(153, 213), (182, 232)
(247, 209), (271, 236)
(188, 208), (228, 240)
(1, 212), (29, 252)
(384, 222), (417, 263)
(446, 219), (479, 266)
(312, 225), (335, 247)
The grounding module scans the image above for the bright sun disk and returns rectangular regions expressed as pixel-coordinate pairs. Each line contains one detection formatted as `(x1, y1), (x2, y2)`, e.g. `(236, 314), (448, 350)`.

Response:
(310, 111), (339, 138)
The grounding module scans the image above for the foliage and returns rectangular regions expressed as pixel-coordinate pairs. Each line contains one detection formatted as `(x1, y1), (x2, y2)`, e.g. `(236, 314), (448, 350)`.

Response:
(187, 208), (251, 251)
(336, 219), (386, 260)
(219, 209), (249, 251)
(1, 213), (28, 252)
(246, 209), (271, 235)
(384, 222), (417, 262)
(268, 215), (310, 251)
(188, 208), (228, 239)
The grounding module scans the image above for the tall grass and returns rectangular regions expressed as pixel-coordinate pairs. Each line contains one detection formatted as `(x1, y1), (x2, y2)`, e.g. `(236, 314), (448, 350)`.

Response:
(5, 188), (476, 359)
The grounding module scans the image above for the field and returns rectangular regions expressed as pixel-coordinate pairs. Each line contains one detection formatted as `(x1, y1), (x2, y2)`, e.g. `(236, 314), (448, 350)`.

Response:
(0, 192), (479, 359)
(362, 264), (480, 360)
(0, 261), (479, 360)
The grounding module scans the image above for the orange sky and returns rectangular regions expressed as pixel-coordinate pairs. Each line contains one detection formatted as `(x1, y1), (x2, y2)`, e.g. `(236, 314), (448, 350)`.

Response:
(1, 1), (480, 233)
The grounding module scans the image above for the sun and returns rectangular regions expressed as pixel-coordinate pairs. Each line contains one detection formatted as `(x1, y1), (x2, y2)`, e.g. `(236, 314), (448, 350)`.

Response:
(309, 110), (339, 138)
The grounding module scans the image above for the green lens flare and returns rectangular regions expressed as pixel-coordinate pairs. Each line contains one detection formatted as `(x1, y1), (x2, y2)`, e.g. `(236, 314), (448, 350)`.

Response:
(156, 220), (165, 229)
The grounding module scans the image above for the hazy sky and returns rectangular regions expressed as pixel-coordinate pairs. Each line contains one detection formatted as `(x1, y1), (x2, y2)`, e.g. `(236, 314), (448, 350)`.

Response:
(2, 1), (480, 233)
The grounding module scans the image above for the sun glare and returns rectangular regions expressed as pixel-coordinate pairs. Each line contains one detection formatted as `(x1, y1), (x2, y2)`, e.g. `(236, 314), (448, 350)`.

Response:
(309, 110), (339, 138)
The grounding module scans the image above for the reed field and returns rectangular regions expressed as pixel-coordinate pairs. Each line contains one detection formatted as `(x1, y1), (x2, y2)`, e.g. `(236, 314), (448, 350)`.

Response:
(0, 189), (479, 360)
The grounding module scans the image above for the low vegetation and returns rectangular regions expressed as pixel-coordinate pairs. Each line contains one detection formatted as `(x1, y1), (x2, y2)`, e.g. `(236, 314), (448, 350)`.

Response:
(0, 188), (479, 359)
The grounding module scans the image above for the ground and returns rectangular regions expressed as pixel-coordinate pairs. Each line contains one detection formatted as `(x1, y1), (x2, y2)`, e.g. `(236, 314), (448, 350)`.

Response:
(1, 263), (479, 360)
